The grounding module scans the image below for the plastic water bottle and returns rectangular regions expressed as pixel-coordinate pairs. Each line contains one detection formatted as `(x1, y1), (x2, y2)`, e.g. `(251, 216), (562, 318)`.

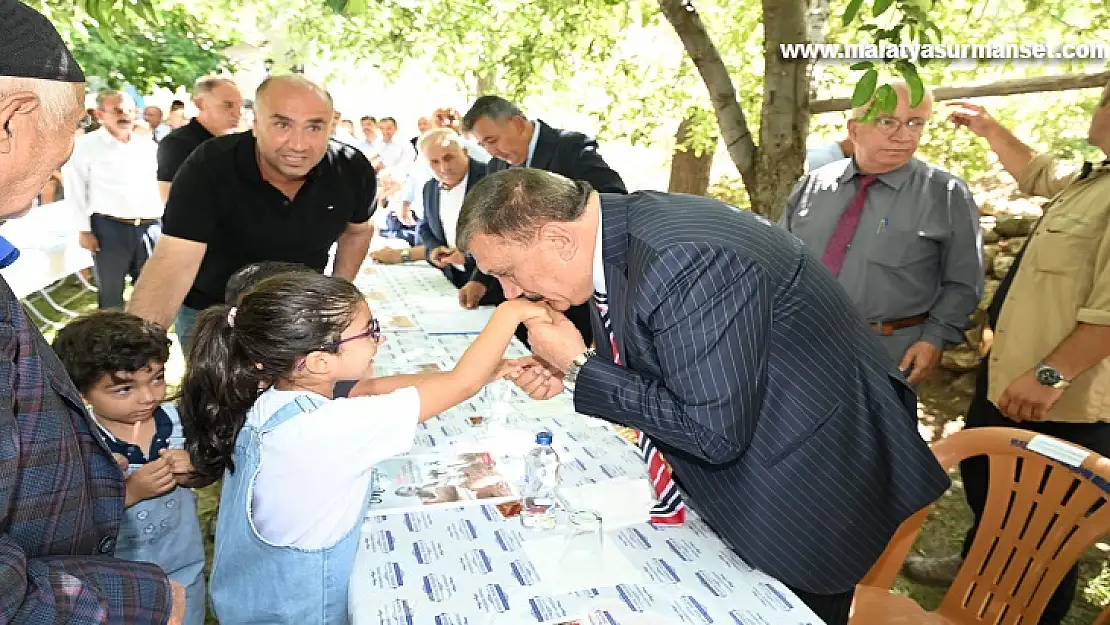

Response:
(521, 431), (560, 529)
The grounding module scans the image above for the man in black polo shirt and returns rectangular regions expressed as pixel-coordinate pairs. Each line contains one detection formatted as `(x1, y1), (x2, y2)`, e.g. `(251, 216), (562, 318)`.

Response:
(129, 75), (375, 350)
(155, 76), (242, 202)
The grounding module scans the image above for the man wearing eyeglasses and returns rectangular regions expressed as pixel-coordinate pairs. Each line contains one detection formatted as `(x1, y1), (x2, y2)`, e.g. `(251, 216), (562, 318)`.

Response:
(781, 82), (982, 385)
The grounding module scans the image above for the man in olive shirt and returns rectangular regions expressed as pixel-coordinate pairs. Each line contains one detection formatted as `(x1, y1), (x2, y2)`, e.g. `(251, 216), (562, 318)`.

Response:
(781, 83), (982, 385)
(904, 84), (1110, 625)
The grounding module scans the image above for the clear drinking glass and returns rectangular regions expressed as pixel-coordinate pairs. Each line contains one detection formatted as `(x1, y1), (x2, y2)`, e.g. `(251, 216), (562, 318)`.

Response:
(560, 510), (603, 569)
(484, 380), (516, 429)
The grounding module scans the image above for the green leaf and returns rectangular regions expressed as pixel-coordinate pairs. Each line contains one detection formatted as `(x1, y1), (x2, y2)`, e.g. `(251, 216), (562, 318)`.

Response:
(851, 68), (879, 108)
(343, 0), (367, 15)
(850, 61), (874, 71)
(842, 0), (865, 26)
(326, 0), (348, 14)
(874, 83), (896, 113)
(897, 61), (925, 106)
(131, 0), (157, 25)
(873, 0), (896, 17)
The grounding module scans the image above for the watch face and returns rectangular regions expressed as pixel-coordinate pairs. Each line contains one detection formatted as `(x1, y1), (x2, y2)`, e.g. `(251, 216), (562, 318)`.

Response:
(1036, 366), (1061, 386)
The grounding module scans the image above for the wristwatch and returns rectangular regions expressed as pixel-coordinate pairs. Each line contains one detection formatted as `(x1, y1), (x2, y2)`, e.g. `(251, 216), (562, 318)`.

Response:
(563, 348), (597, 391)
(1034, 362), (1071, 389)
(400, 249), (411, 262)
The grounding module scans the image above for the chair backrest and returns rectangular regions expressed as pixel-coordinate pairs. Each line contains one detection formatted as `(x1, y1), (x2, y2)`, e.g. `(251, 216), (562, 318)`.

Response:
(861, 427), (1109, 625)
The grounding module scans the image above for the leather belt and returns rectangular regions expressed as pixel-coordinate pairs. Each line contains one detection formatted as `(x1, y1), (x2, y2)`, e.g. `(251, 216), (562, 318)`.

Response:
(871, 313), (928, 336)
(96, 214), (160, 226)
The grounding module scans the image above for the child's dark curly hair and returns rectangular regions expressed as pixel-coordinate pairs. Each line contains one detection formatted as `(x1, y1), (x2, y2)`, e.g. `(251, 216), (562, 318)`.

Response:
(52, 311), (172, 394)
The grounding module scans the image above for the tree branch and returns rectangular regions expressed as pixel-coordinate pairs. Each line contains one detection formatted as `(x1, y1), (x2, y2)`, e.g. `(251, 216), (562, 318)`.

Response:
(811, 70), (1110, 113)
(656, 0), (757, 178)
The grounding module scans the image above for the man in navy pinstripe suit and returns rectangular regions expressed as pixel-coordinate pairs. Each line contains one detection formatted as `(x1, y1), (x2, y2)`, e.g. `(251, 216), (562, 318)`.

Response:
(458, 169), (950, 624)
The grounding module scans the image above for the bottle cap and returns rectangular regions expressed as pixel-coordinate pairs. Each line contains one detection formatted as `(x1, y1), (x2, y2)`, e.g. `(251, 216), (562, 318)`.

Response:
(535, 430), (553, 445)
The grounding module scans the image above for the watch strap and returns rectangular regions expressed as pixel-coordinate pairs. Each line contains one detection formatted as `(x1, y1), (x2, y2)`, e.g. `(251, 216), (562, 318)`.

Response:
(564, 348), (597, 391)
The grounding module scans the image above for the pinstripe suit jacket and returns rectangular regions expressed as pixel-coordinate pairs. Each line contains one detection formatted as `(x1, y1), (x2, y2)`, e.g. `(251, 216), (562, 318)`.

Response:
(573, 192), (950, 594)
(0, 275), (172, 623)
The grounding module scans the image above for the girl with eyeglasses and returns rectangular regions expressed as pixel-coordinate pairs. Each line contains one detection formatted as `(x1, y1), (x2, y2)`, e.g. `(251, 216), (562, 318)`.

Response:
(180, 271), (549, 624)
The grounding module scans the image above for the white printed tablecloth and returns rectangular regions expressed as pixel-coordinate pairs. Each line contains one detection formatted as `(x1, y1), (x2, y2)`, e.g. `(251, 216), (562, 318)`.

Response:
(349, 264), (824, 625)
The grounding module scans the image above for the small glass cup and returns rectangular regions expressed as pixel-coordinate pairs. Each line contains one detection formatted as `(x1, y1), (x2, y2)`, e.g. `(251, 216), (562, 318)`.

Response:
(484, 379), (515, 405)
(560, 510), (603, 570)
(484, 380), (516, 430)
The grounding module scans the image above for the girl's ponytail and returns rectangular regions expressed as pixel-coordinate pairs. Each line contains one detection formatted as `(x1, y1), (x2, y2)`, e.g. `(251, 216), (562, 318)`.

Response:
(179, 272), (364, 480)
(180, 305), (263, 480)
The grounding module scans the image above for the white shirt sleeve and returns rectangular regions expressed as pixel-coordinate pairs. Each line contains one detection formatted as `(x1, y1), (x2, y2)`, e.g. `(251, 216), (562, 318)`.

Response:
(268, 387), (421, 477)
(400, 140), (417, 166)
(62, 136), (92, 231)
(401, 174), (419, 204)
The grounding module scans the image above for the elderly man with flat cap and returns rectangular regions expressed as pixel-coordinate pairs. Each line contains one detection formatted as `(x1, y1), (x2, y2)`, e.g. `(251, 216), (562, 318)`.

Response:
(0, 1), (184, 622)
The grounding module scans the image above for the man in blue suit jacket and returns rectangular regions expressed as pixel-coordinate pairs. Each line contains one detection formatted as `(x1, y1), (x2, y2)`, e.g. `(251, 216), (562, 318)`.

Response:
(458, 169), (950, 624)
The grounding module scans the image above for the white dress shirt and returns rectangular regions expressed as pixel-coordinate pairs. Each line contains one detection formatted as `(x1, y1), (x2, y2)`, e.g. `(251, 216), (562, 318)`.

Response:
(592, 205), (606, 295)
(439, 173), (469, 248)
(355, 139), (379, 160)
(62, 127), (163, 230)
(525, 120), (541, 167)
(371, 138), (417, 172)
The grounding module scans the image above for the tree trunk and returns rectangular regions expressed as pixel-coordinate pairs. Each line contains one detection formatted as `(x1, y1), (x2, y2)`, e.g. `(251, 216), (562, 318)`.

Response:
(656, 0), (756, 195)
(753, 0), (810, 221)
(668, 114), (716, 196)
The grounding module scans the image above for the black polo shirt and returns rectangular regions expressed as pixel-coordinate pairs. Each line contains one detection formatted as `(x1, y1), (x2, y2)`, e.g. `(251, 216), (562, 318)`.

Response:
(157, 118), (215, 182)
(161, 132), (375, 310)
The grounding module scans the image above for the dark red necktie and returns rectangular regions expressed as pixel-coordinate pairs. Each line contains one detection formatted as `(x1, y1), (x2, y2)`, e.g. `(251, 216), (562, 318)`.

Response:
(595, 290), (686, 526)
(822, 174), (878, 277)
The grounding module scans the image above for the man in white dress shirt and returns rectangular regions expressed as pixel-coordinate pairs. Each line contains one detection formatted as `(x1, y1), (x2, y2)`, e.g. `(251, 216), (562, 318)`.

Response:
(371, 117), (416, 172)
(64, 89), (163, 309)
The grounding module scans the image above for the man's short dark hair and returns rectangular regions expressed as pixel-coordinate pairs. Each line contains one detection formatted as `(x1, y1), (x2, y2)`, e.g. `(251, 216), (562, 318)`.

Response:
(461, 96), (524, 132)
(360, 115), (376, 123)
(52, 311), (172, 394)
(224, 261), (315, 305)
(170, 100), (185, 110)
(456, 169), (591, 251)
(379, 117), (396, 125)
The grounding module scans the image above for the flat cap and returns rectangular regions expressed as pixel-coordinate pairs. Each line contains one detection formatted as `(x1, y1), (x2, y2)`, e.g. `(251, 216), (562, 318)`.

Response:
(0, 0), (85, 83)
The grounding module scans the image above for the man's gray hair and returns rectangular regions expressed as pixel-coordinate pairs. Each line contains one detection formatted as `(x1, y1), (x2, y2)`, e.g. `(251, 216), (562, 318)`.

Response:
(95, 88), (124, 111)
(418, 127), (463, 153)
(461, 95), (525, 132)
(456, 169), (591, 251)
(0, 77), (80, 130)
(193, 75), (235, 99)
